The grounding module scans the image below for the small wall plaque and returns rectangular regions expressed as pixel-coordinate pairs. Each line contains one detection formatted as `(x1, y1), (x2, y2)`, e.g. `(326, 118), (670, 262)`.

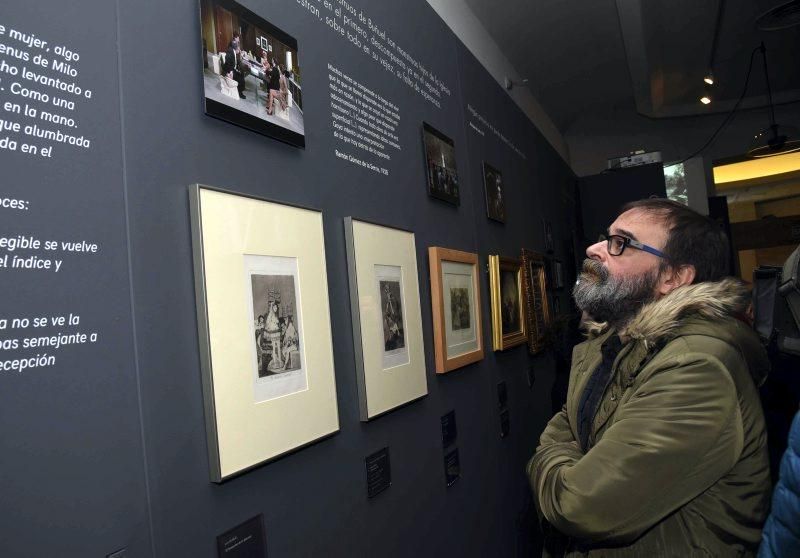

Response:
(444, 448), (460, 487)
(497, 381), (508, 409)
(216, 514), (267, 558)
(365, 447), (392, 498)
(500, 410), (510, 438)
(441, 410), (457, 448)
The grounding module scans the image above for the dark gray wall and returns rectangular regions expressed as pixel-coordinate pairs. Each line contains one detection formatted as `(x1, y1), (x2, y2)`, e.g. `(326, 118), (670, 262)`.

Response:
(1, 0), (575, 556)
(578, 163), (667, 247)
(0, 1), (150, 556)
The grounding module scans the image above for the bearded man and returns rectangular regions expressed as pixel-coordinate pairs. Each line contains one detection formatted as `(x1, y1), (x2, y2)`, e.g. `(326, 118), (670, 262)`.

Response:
(527, 199), (771, 557)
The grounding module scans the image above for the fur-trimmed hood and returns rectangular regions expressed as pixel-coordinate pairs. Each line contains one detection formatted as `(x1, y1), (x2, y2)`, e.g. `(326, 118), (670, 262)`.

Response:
(585, 277), (751, 345)
(585, 277), (769, 386)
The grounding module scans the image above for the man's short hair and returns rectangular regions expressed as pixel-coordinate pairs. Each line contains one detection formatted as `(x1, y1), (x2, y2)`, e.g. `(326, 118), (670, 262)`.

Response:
(620, 198), (730, 283)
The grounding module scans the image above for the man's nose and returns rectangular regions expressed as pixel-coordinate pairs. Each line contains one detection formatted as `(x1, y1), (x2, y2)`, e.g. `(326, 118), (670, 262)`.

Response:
(586, 239), (606, 261)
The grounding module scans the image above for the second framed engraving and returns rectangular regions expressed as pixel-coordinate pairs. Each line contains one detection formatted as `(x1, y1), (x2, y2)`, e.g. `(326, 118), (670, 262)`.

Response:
(345, 218), (428, 421)
(428, 247), (484, 373)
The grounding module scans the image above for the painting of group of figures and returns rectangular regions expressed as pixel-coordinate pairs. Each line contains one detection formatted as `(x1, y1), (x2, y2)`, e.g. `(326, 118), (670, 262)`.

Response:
(200, 0), (305, 147)
(374, 263), (410, 370)
(423, 122), (460, 205)
(380, 280), (406, 352)
(251, 273), (301, 377)
(450, 287), (471, 331)
(500, 269), (521, 334)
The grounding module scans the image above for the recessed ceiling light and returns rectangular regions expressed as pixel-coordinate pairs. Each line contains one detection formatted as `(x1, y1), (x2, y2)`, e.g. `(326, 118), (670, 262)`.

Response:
(700, 95), (712, 105)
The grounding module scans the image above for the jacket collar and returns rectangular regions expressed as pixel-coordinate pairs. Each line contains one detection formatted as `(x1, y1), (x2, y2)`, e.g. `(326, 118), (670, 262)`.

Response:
(585, 277), (751, 346)
(583, 277), (769, 385)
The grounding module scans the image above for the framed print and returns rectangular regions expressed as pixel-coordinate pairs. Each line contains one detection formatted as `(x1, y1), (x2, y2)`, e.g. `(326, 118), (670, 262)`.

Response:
(428, 247), (484, 373)
(488, 255), (527, 351)
(482, 162), (505, 222)
(521, 249), (552, 354)
(344, 218), (428, 421)
(199, 0), (305, 148)
(422, 122), (460, 205)
(189, 185), (338, 482)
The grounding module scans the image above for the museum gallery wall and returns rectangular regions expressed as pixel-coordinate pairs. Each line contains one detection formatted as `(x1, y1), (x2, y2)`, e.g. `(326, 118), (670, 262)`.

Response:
(0, 0), (576, 556)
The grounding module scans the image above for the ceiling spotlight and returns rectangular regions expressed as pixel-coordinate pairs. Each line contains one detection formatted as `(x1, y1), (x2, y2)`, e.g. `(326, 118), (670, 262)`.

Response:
(700, 95), (712, 105)
(703, 72), (714, 85)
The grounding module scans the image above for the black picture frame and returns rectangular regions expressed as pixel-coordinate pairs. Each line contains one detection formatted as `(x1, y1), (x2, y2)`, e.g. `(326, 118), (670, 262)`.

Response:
(422, 122), (460, 205)
(482, 162), (505, 222)
(199, 0), (305, 148)
(543, 219), (554, 253)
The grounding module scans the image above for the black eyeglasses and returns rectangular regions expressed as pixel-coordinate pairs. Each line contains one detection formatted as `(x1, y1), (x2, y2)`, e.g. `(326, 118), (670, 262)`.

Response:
(598, 234), (667, 259)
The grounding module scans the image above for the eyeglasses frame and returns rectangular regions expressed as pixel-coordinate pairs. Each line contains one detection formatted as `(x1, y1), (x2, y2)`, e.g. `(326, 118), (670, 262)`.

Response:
(599, 233), (667, 259)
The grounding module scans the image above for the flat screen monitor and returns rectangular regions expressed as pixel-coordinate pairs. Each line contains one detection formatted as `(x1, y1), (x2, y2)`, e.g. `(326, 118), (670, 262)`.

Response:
(199, 0), (305, 148)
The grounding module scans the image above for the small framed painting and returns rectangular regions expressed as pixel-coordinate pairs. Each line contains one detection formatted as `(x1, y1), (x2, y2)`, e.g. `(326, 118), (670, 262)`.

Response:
(488, 255), (527, 351)
(428, 247), (484, 373)
(482, 162), (505, 222)
(521, 248), (551, 354)
(422, 122), (460, 205)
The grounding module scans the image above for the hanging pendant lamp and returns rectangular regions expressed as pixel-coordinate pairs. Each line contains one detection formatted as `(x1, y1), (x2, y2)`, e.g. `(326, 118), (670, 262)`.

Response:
(747, 43), (800, 158)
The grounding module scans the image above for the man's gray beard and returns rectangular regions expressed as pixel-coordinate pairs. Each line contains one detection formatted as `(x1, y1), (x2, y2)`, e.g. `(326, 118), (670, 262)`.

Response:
(572, 259), (659, 327)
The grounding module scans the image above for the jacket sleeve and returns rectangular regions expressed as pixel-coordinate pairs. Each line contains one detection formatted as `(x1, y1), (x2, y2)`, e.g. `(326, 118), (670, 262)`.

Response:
(526, 407), (581, 498)
(540, 406), (577, 446)
(533, 339), (591, 450)
(529, 344), (744, 543)
(758, 410), (800, 558)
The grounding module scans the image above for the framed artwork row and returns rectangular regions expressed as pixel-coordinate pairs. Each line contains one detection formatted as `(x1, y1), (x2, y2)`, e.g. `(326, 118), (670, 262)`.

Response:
(190, 185), (557, 479)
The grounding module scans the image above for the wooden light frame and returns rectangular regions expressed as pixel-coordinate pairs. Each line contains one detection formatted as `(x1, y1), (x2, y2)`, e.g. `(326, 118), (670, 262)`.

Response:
(428, 247), (484, 373)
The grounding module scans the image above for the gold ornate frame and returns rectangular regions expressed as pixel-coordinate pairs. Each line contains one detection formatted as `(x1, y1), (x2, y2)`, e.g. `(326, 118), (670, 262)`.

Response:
(521, 248), (551, 354)
(488, 255), (527, 351)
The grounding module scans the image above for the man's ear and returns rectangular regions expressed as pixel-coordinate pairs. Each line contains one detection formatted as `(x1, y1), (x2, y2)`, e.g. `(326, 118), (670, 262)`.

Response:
(657, 264), (696, 296)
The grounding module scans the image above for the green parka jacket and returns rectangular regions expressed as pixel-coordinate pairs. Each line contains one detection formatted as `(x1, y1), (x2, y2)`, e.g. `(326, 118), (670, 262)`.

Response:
(527, 279), (772, 557)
